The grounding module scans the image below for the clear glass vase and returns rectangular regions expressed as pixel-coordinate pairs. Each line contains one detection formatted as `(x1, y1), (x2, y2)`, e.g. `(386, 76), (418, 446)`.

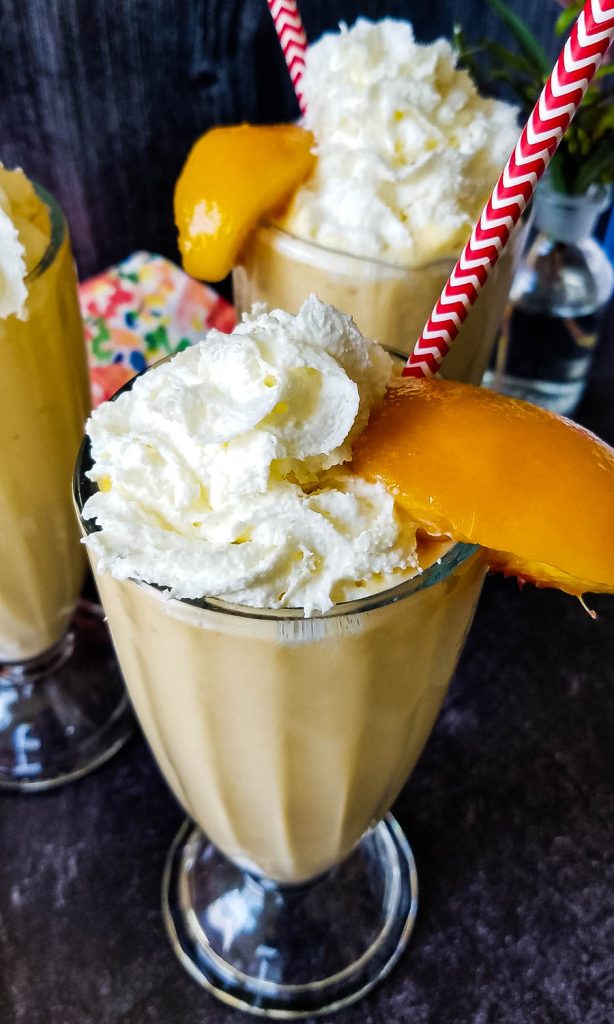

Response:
(0, 185), (133, 789)
(485, 180), (614, 415)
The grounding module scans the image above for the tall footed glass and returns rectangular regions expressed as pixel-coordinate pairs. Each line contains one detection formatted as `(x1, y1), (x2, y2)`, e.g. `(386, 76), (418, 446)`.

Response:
(0, 186), (132, 789)
(75, 434), (485, 1017)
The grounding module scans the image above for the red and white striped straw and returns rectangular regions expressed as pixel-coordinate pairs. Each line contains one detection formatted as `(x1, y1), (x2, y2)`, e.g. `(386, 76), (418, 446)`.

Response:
(266, 0), (308, 116)
(405, 0), (614, 379)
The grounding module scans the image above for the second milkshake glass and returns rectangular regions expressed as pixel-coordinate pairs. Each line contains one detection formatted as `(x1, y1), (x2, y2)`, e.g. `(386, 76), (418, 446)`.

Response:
(233, 223), (519, 385)
(0, 186), (132, 789)
(75, 424), (485, 1017)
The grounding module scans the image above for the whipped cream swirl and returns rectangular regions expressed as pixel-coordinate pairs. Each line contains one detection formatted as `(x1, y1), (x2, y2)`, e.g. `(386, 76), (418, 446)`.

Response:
(83, 296), (419, 613)
(0, 165), (51, 320)
(0, 167), (28, 320)
(278, 18), (519, 266)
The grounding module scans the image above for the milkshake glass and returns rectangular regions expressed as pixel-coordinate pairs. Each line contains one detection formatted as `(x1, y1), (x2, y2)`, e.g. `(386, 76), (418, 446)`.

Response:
(0, 184), (132, 788)
(229, 18), (523, 385)
(74, 383), (485, 1016)
(233, 223), (518, 384)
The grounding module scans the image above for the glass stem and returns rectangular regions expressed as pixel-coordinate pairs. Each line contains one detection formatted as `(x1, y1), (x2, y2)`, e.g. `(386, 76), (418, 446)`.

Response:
(0, 629), (74, 686)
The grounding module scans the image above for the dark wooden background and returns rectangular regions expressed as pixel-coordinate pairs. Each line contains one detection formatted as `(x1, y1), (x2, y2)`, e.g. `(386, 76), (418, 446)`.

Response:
(0, 0), (556, 279)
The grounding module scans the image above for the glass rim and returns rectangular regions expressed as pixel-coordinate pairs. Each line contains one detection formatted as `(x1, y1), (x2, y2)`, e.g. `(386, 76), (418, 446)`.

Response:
(73, 442), (477, 620)
(258, 219), (460, 274)
(72, 352), (478, 622)
(538, 175), (612, 212)
(25, 183), (65, 285)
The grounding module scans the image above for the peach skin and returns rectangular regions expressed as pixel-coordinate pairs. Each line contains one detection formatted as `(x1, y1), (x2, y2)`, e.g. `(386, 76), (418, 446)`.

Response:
(174, 124), (315, 282)
(352, 378), (614, 597)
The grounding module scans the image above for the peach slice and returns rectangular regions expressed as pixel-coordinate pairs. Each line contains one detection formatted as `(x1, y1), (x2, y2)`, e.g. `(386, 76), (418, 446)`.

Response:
(352, 378), (614, 596)
(174, 124), (316, 282)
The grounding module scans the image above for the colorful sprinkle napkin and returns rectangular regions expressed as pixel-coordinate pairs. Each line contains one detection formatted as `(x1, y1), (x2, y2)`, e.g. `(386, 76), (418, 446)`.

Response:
(79, 251), (236, 407)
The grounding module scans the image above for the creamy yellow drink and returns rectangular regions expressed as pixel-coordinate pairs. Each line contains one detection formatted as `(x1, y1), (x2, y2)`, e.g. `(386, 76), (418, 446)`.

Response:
(233, 18), (520, 381)
(234, 224), (516, 383)
(0, 168), (90, 661)
(90, 544), (483, 884)
(78, 296), (485, 883)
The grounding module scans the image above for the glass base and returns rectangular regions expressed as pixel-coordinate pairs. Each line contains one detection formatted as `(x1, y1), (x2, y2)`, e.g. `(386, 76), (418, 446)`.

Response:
(0, 600), (133, 791)
(162, 814), (418, 1018)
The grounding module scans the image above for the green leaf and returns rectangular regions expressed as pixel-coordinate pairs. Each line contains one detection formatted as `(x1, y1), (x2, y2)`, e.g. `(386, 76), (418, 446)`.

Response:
(592, 86), (614, 110)
(578, 128), (592, 156)
(486, 68), (534, 99)
(580, 87), (601, 108)
(595, 64), (614, 81)
(480, 39), (543, 84)
(554, 3), (582, 37)
(452, 21), (465, 52)
(485, 0), (550, 77)
(453, 25), (492, 93)
(452, 28), (480, 65)
(573, 143), (614, 193)
(547, 153), (570, 194)
(594, 105), (614, 139)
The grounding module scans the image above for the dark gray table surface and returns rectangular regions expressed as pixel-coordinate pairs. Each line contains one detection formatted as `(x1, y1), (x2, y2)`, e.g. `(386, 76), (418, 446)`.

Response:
(1, 338), (614, 1024)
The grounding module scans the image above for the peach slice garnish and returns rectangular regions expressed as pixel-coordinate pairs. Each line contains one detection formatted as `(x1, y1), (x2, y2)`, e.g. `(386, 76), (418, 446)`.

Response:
(352, 378), (614, 597)
(174, 124), (315, 282)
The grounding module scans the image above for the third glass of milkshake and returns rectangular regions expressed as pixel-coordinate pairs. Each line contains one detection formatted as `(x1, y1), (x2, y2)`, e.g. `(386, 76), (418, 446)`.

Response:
(233, 18), (522, 382)
(75, 296), (485, 1016)
(0, 165), (132, 788)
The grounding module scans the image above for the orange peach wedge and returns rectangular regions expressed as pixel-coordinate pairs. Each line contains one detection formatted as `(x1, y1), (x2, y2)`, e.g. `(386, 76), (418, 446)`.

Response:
(352, 378), (614, 597)
(174, 124), (315, 282)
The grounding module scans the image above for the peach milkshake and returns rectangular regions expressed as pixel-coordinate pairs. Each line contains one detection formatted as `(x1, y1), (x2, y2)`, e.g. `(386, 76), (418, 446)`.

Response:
(233, 18), (521, 380)
(0, 165), (132, 788)
(0, 166), (88, 660)
(76, 296), (485, 1014)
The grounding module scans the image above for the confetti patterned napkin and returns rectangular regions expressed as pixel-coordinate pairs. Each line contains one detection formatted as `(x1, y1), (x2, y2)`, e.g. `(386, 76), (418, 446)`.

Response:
(79, 251), (236, 407)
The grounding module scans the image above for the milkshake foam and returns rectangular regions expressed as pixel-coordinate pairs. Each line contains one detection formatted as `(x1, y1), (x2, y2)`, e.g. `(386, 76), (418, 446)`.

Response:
(83, 296), (422, 614)
(277, 18), (519, 267)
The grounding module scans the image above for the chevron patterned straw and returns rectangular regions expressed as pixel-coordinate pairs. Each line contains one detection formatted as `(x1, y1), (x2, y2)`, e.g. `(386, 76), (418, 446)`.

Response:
(404, 0), (614, 378)
(267, 0), (308, 116)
